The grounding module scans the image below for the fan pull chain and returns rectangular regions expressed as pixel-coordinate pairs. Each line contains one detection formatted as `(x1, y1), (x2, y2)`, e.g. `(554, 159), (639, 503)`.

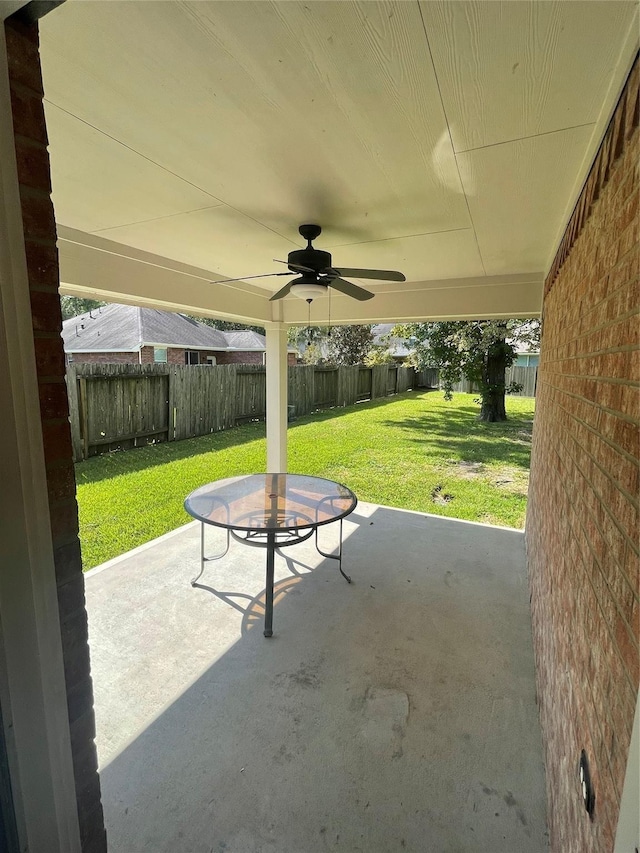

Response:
(306, 298), (312, 344)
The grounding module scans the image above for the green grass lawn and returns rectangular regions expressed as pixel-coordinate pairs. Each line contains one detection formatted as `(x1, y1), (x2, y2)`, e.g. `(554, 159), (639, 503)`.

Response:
(75, 391), (535, 570)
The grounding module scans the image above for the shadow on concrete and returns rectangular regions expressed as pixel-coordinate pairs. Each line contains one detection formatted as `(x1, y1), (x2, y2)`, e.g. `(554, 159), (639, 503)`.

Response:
(87, 504), (548, 853)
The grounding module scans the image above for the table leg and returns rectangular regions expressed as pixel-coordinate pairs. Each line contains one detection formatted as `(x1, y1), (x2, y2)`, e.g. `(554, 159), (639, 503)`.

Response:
(191, 522), (230, 586)
(263, 531), (276, 638)
(315, 518), (351, 583)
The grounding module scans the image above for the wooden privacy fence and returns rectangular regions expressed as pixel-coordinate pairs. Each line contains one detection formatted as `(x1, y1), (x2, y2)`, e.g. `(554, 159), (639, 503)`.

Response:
(448, 366), (537, 397)
(506, 366), (538, 398)
(66, 363), (423, 461)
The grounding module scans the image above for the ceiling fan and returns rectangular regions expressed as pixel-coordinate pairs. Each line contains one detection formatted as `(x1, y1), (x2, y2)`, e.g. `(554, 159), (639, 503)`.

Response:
(218, 224), (406, 302)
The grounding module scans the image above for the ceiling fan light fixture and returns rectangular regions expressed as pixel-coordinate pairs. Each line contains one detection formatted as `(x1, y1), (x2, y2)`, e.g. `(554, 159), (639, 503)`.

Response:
(289, 282), (328, 301)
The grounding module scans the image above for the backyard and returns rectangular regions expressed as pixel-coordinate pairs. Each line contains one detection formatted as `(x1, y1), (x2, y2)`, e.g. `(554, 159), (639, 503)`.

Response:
(75, 390), (535, 570)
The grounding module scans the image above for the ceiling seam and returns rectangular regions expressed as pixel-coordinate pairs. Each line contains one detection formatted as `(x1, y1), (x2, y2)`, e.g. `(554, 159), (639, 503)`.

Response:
(44, 100), (226, 203)
(44, 99), (300, 248)
(455, 122), (596, 155)
(90, 205), (226, 234)
(325, 226), (471, 249)
(416, 1), (487, 276)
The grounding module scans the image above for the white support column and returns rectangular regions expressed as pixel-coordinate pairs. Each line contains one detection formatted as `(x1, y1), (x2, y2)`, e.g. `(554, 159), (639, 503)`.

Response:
(614, 689), (639, 852)
(0, 27), (81, 853)
(264, 322), (288, 473)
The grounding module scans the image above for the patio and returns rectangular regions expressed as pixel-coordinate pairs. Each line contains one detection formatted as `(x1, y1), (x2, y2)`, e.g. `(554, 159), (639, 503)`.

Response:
(85, 502), (547, 852)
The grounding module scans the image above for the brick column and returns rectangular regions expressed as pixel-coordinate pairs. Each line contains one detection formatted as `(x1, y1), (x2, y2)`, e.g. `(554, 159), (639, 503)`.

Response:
(4, 15), (106, 853)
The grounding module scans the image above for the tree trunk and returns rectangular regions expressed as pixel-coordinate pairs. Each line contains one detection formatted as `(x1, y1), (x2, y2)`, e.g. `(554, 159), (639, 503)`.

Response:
(479, 338), (508, 421)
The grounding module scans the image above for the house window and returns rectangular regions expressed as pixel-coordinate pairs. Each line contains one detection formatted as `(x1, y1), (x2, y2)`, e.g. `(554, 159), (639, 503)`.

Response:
(154, 347), (167, 363)
(206, 356), (217, 365)
(185, 351), (199, 365)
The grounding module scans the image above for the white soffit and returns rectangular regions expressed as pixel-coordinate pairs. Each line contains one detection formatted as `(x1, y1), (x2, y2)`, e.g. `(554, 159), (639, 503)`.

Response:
(93, 206), (300, 282)
(38, 0), (638, 320)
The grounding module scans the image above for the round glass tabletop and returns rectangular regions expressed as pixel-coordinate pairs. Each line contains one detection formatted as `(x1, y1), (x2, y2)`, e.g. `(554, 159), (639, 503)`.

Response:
(184, 473), (357, 532)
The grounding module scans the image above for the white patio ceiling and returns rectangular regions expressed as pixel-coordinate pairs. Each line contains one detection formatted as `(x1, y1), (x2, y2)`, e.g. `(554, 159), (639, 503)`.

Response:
(39, 1), (637, 326)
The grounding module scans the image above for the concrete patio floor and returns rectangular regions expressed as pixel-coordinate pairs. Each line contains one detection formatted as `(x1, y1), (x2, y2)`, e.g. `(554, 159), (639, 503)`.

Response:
(85, 502), (549, 853)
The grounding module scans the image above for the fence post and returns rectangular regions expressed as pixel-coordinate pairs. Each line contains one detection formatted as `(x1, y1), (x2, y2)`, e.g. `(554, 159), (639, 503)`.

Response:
(167, 366), (175, 441)
(78, 375), (89, 460)
(65, 365), (83, 462)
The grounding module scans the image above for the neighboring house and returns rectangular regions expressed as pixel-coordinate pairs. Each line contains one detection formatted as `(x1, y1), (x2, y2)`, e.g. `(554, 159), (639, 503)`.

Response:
(371, 324), (411, 363)
(513, 350), (540, 367)
(372, 325), (540, 368)
(62, 303), (298, 366)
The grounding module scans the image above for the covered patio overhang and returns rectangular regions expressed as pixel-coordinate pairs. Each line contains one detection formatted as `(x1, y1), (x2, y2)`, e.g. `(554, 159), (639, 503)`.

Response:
(33, 0), (635, 470)
(1, 2), (638, 851)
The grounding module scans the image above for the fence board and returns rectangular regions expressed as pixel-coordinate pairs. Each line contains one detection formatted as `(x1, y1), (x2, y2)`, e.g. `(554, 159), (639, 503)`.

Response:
(289, 365), (315, 417)
(236, 365), (266, 422)
(415, 368), (438, 388)
(386, 365), (398, 395)
(357, 367), (372, 401)
(336, 366), (360, 407)
(396, 367), (415, 393)
(506, 366), (537, 397)
(313, 368), (338, 410)
(447, 367), (537, 397)
(65, 365), (83, 462)
(371, 365), (389, 399)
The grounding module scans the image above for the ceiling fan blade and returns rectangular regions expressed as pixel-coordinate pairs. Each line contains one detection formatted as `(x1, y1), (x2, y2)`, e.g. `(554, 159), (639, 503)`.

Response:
(328, 277), (374, 301)
(211, 271), (292, 284)
(330, 267), (406, 282)
(273, 258), (315, 273)
(269, 281), (295, 301)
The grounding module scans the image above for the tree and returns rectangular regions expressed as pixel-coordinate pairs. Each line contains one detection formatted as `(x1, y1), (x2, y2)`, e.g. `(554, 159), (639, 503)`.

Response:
(60, 296), (106, 320)
(364, 345), (396, 366)
(326, 325), (374, 366)
(189, 315), (264, 334)
(287, 325), (374, 365)
(393, 320), (540, 422)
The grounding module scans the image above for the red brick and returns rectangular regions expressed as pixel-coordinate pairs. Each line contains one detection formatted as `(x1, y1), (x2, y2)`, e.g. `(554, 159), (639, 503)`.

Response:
(19, 190), (56, 242)
(45, 460), (77, 505)
(24, 241), (59, 290)
(38, 380), (70, 420)
(41, 419), (73, 468)
(57, 576), (87, 627)
(14, 136), (51, 193)
(9, 85), (48, 146)
(30, 288), (62, 333)
(59, 611), (92, 686)
(50, 501), (80, 548)
(69, 709), (97, 759)
(4, 19), (43, 95)
(528, 66), (638, 853)
(34, 334), (66, 378)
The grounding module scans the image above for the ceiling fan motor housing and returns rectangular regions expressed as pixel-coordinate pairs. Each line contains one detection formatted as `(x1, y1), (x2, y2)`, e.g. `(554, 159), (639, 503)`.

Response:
(287, 247), (332, 274)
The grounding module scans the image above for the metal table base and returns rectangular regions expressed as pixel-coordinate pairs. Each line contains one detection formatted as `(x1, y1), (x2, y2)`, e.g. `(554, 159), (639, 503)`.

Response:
(192, 518), (350, 637)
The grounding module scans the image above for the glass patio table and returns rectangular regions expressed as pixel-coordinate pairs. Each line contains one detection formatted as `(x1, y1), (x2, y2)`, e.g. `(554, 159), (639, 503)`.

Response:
(184, 473), (358, 637)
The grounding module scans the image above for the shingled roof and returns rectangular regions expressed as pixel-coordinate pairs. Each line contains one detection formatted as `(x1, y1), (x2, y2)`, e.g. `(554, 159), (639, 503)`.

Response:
(62, 304), (265, 353)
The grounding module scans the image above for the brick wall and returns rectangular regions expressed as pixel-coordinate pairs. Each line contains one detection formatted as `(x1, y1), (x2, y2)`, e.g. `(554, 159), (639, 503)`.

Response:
(215, 351), (297, 365)
(70, 351), (138, 365)
(4, 16), (106, 853)
(216, 350), (263, 365)
(70, 347), (281, 365)
(526, 57), (639, 853)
